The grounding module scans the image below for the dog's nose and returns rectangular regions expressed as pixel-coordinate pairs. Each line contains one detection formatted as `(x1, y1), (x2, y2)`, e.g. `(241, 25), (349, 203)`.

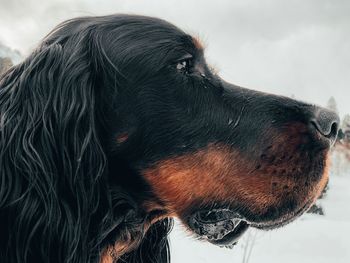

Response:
(310, 108), (339, 143)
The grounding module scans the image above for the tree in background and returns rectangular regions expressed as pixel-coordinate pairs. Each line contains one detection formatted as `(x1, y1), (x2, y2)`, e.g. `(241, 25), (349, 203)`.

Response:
(0, 57), (13, 75)
(341, 114), (350, 144)
(331, 113), (350, 176)
(327, 96), (338, 113)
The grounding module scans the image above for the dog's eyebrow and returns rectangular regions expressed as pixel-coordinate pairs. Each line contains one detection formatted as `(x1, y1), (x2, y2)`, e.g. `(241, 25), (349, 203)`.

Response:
(192, 36), (204, 51)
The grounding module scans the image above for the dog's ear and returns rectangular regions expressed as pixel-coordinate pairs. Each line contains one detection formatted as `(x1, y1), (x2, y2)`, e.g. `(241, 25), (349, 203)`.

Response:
(0, 34), (107, 262)
(120, 218), (173, 263)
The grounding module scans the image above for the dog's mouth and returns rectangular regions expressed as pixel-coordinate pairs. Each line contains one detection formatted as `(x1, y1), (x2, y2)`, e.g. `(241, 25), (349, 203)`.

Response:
(187, 209), (249, 248)
(187, 203), (312, 248)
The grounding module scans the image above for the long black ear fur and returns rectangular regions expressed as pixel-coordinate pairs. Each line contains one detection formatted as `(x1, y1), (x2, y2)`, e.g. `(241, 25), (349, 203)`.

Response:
(0, 27), (108, 262)
(0, 17), (173, 263)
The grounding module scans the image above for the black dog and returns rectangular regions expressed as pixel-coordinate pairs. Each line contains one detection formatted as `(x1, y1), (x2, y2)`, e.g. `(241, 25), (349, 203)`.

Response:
(0, 15), (339, 263)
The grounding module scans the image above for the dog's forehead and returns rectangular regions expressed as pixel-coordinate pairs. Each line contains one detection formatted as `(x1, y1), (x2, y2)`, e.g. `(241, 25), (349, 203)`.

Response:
(98, 17), (205, 68)
(109, 16), (202, 54)
(48, 15), (201, 51)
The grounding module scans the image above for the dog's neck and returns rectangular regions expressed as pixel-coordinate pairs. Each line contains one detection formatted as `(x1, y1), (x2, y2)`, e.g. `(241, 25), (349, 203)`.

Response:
(99, 206), (168, 263)
(98, 156), (171, 263)
(100, 155), (171, 262)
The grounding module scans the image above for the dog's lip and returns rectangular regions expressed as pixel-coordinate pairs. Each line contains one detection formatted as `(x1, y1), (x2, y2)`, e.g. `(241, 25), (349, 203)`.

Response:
(187, 209), (249, 247)
(208, 221), (249, 247)
(187, 201), (313, 247)
(248, 199), (314, 230)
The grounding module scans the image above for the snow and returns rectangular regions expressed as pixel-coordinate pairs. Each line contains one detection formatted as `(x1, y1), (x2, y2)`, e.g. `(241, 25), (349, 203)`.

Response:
(170, 164), (350, 263)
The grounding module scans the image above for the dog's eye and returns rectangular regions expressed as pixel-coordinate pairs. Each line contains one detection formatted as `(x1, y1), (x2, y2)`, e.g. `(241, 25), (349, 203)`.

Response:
(176, 57), (193, 74)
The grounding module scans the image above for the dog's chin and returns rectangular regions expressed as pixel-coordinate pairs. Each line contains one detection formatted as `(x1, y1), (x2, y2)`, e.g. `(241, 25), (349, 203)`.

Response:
(186, 201), (313, 248)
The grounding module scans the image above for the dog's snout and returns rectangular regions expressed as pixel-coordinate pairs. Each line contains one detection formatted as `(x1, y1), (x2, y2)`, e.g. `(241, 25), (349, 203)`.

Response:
(310, 108), (340, 143)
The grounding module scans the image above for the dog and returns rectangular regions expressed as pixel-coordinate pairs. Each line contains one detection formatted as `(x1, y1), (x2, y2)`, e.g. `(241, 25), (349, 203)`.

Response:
(0, 14), (339, 263)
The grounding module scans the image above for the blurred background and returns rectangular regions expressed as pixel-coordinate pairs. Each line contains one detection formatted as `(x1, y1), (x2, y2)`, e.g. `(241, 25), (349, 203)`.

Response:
(1, 1), (349, 262)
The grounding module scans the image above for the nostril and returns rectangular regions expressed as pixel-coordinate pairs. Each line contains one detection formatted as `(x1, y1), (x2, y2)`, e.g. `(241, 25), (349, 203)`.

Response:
(310, 108), (340, 142)
(329, 122), (339, 139)
(311, 120), (338, 138)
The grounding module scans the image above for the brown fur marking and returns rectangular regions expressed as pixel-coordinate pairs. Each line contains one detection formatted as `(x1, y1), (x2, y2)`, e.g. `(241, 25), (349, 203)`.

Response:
(116, 133), (129, 144)
(192, 36), (204, 50)
(143, 138), (329, 220)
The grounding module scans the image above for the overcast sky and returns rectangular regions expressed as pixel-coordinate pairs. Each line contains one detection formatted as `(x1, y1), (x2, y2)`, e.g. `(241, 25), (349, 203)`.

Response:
(0, 0), (349, 116)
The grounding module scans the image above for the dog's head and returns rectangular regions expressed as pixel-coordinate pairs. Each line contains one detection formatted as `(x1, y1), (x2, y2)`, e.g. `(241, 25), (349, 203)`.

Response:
(78, 15), (337, 246)
(47, 15), (338, 246)
(0, 14), (339, 261)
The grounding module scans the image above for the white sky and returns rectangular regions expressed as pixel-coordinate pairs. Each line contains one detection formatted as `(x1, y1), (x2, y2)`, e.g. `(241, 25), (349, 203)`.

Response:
(0, 0), (349, 116)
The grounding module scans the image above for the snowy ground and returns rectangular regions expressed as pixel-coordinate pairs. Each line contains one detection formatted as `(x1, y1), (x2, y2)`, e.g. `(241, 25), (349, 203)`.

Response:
(170, 165), (350, 263)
